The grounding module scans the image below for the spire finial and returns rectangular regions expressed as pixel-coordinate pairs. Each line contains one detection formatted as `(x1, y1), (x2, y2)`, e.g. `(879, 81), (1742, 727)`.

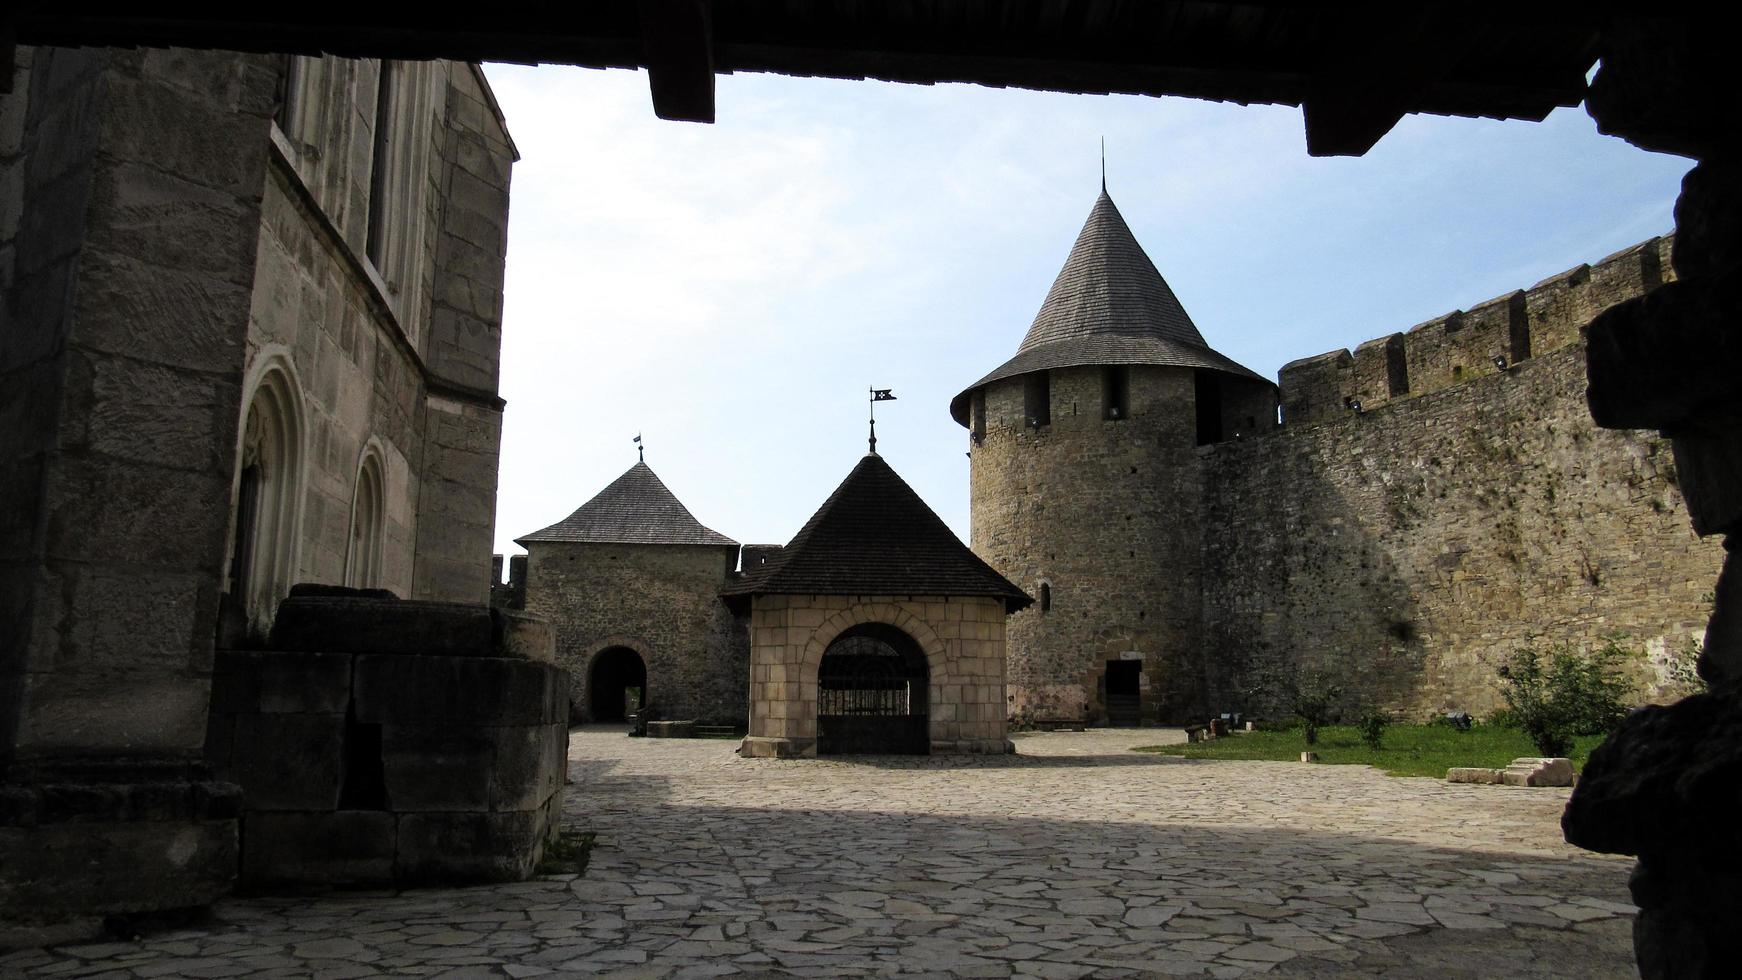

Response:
(1100, 136), (1106, 192)
(869, 387), (896, 454)
(633, 432), (643, 463)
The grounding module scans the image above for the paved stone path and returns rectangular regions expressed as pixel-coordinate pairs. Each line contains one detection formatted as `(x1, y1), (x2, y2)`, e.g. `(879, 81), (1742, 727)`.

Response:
(4, 729), (1638, 978)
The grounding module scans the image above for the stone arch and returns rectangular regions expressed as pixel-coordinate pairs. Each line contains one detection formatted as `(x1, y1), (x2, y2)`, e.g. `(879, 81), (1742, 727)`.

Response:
(580, 636), (655, 724)
(800, 602), (950, 686)
(226, 349), (308, 636)
(344, 442), (387, 589)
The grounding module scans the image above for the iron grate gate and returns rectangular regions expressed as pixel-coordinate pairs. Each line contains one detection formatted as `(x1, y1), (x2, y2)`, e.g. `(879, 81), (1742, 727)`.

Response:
(817, 627), (929, 755)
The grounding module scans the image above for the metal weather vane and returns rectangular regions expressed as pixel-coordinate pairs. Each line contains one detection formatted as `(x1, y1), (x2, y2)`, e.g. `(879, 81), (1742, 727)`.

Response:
(869, 387), (896, 454)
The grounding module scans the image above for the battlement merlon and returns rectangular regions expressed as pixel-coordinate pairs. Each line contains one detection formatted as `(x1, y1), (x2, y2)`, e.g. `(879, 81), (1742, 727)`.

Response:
(1277, 235), (1673, 424)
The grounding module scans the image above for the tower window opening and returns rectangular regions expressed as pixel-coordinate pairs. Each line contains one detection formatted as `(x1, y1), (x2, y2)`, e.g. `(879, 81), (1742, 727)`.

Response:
(971, 390), (987, 444)
(365, 60), (397, 271)
(1194, 371), (1223, 445)
(1024, 372), (1051, 428)
(1102, 365), (1129, 420)
(1039, 582), (1052, 614)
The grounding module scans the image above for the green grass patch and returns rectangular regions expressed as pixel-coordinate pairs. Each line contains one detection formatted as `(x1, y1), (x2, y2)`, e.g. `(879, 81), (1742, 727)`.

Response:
(535, 830), (596, 876)
(1132, 724), (1606, 778)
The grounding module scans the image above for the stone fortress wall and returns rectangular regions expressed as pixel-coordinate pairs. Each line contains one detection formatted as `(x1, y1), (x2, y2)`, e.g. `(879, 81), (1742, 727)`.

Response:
(1200, 236), (1722, 718)
(517, 542), (747, 726)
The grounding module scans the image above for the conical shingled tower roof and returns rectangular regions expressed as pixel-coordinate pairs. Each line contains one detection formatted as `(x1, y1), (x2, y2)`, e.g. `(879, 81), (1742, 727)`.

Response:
(950, 190), (1267, 425)
(723, 454), (1032, 611)
(517, 461), (736, 548)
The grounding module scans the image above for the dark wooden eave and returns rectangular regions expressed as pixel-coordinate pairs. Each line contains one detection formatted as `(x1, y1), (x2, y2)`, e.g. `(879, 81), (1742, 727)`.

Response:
(11, 2), (1610, 156)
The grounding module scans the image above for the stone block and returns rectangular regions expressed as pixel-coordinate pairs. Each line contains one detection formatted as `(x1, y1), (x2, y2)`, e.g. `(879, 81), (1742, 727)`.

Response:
(379, 724), (492, 812)
(212, 649), (351, 714)
(488, 724), (561, 812)
(0, 817), (236, 925)
(240, 810), (395, 887)
(645, 720), (694, 738)
(224, 713), (345, 811)
(270, 595), (493, 656)
(43, 453), (232, 567)
(395, 810), (543, 885)
(492, 608), (554, 662)
(354, 655), (553, 726)
(737, 735), (816, 758)
(1501, 757), (1575, 787)
(1447, 767), (1506, 784)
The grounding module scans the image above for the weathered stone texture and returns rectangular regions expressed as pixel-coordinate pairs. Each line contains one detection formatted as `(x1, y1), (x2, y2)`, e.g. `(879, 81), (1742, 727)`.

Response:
(972, 365), (1207, 723)
(244, 59), (513, 606)
(206, 595), (569, 888)
(1204, 339), (1719, 719)
(742, 595), (1010, 757)
(522, 541), (746, 725)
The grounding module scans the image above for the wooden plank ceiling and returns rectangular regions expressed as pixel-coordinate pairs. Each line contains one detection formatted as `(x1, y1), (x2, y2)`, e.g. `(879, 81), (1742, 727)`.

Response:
(11, 1), (1607, 155)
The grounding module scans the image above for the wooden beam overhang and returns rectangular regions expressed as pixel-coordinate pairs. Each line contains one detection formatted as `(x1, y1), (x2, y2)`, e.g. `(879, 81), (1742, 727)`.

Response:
(638, 0), (714, 123)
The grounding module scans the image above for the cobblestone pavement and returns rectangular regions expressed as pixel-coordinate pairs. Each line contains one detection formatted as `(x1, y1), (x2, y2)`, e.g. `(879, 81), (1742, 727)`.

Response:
(5, 729), (1638, 978)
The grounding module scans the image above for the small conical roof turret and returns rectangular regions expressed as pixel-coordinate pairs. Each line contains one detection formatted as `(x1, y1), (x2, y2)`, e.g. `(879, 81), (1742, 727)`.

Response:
(516, 461), (736, 548)
(951, 190), (1267, 425)
(722, 453), (1031, 611)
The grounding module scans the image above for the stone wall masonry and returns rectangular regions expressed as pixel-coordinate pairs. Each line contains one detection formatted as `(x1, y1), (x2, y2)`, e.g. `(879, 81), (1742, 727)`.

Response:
(7, 46), (278, 760)
(1201, 340), (1722, 719)
(971, 365), (1209, 724)
(243, 60), (512, 606)
(522, 542), (746, 726)
(1279, 237), (1673, 425)
(740, 595), (1010, 757)
(425, 65), (515, 395)
(205, 593), (568, 887)
(2, 44), (278, 940)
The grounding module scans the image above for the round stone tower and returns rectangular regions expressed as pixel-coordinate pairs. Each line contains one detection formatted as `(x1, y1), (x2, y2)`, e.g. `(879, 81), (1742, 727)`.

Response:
(950, 189), (1276, 726)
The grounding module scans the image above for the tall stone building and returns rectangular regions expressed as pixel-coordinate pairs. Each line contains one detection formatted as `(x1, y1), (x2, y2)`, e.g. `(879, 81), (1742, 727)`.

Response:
(955, 190), (1722, 726)
(2, 46), (516, 936)
(514, 460), (746, 726)
(951, 189), (1277, 725)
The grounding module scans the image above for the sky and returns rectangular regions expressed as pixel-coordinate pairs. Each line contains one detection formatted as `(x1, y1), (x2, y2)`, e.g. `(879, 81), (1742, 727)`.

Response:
(481, 63), (1692, 563)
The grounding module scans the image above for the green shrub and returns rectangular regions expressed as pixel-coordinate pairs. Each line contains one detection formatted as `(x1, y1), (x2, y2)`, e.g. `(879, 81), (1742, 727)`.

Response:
(1357, 710), (1388, 750)
(1288, 669), (1344, 746)
(1484, 708), (1517, 729)
(1498, 641), (1636, 757)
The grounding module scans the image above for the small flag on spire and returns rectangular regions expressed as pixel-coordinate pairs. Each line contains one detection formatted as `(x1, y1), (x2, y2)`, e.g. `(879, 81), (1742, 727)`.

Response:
(633, 433), (643, 462)
(872, 389), (896, 401)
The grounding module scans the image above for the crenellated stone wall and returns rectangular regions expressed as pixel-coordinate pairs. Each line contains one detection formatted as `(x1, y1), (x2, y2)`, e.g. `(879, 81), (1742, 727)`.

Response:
(1206, 234), (1718, 719)
(964, 233), (1719, 727)
(1278, 237), (1675, 423)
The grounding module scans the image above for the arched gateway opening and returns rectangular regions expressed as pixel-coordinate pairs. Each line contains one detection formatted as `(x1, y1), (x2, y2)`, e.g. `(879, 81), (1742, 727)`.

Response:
(817, 623), (929, 755)
(588, 646), (646, 722)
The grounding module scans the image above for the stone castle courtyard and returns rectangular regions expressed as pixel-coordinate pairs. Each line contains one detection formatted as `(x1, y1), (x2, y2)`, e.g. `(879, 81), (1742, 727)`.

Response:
(5, 729), (1635, 978)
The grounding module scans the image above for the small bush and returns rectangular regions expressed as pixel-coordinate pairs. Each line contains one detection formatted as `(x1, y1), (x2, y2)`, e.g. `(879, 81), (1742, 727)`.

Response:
(1288, 669), (1344, 746)
(1498, 641), (1636, 757)
(1357, 710), (1388, 750)
(1484, 708), (1517, 729)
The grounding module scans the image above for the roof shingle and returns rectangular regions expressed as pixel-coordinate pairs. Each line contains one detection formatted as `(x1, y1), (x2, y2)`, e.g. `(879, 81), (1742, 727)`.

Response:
(516, 462), (737, 548)
(723, 454), (1032, 612)
(951, 190), (1269, 425)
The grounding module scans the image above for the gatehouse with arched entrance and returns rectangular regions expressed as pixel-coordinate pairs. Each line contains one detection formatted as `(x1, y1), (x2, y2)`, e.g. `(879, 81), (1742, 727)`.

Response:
(724, 453), (1032, 758)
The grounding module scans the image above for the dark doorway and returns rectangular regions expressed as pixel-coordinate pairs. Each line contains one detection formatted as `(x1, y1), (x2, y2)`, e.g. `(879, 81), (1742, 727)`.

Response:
(589, 646), (646, 722)
(1105, 660), (1142, 726)
(817, 623), (929, 755)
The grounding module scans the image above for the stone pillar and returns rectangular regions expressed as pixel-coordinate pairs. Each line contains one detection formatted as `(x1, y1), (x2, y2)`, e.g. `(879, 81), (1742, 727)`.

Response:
(0, 46), (277, 942)
(411, 67), (514, 604)
(1563, 17), (1742, 980)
